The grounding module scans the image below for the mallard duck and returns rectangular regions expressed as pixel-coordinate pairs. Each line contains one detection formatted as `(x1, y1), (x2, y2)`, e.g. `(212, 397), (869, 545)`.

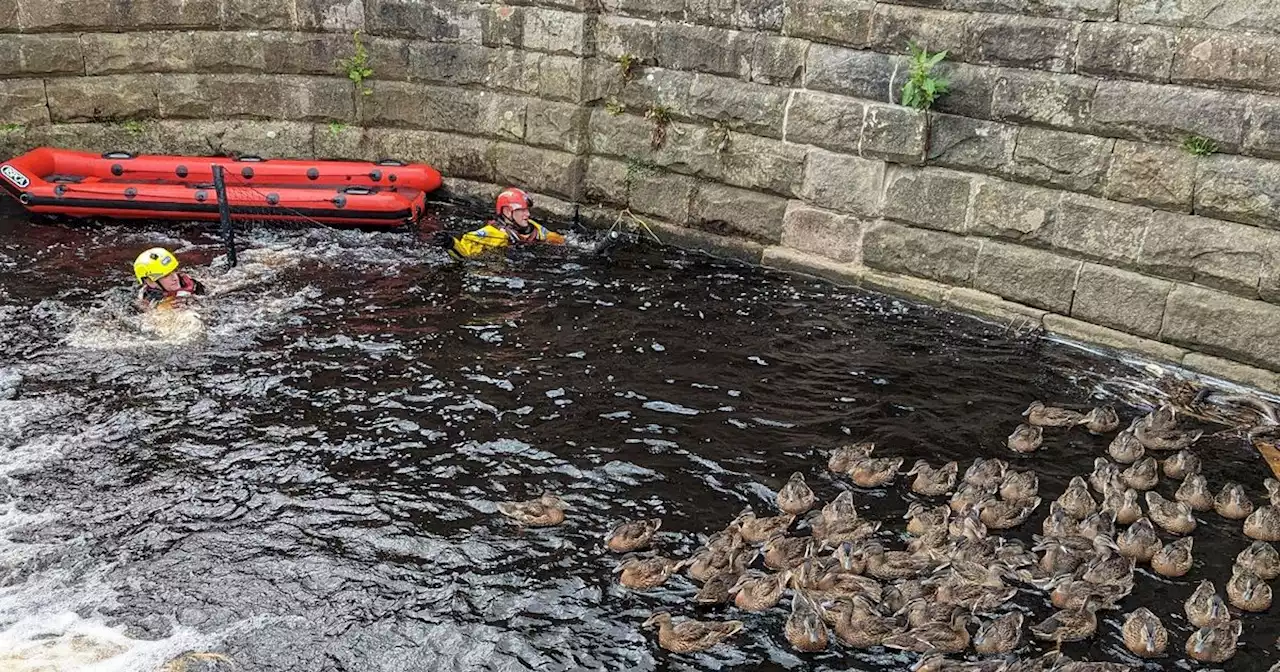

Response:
(1162, 450), (1201, 480)
(973, 611), (1023, 655)
(1076, 510), (1116, 540)
(951, 481), (997, 514)
(1151, 537), (1194, 577)
(1135, 416), (1202, 452)
(907, 526), (951, 557)
(1145, 492), (1195, 535)
(785, 590), (829, 652)
(1030, 598), (1102, 644)
(1175, 474), (1214, 511)
(1008, 423), (1044, 453)
(1108, 428), (1145, 464)
(1227, 565), (1272, 612)
(1024, 401), (1084, 427)
(1145, 403), (1178, 430)
(496, 493), (568, 526)
(1050, 576), (1131, 611)
(1034, 538), (1088, 576)
(1000, 469), (1039, 503)
(1236, 540), (1280, 580)
(616, 554), (683, 590)
(830, 540), (866, 574)
(1214, 482), (1254, 520)
(703, 521), (743, 555)
(778, 472), (816, 515)
(1041, 500), (1078, 537)
(1102, 486), (1142, 525)
(978, 497), (1041, 530)
(963, 457), (1009, 488)
(832, 595), (901, 649)
(938, 581), (1017, 613)
(898, 596), (964, 630)
(883, 610), (970, 654)
(882, 580), (934, 616)
(1058, 476), (1098, 519)
(1081, 548), (1135, 586)
(694, 570), (739, 604)
(607, 518), (662, 552)
(1121, 607), (1167, 658)
(810, 492), (861, 541)
(906, 460), (958, 496)
(949, 504), (987, 540)
(1090, 458), (1124, 495)
(1185, 619), (1242, 664)
(914, 656), (1011, 672)
(1186, 580), (1231, 628)
(642, 612), (743, 653)
(1121, 457), (1159, 491)
(905, 502), (951, 536)
(1116, 517), (1161, 563)
(728, 569), (790, 611)
(1245, 504), (1280, 541)
(1081, 406), (1120, 434)
(736, 509), (795, 544)
(863, 542), (938, 580)
(761, 535), (812, 571)
(1267, 477), (1280, 507)
(807, 566), (882, 603)
(828, 442), (874, 473)
(686, 544), (746, 583)
(848, 456), (904, 488)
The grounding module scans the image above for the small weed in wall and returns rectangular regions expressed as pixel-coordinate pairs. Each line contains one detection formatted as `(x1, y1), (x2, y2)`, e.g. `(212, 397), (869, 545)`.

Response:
(1182, 135), (1218, 156)
(624, 157), (659, 192)
(121, 120), (146, 136)
(901, 42), (949, 111)
(617, 54), (640, 83)
(709, 121), (731, 154)
(645, 103), (672, 150)
(328, 121), (349, 136)
(605, 97), (626, 116)
(338, 30), (375, 96)
(0, 123), (23, 134)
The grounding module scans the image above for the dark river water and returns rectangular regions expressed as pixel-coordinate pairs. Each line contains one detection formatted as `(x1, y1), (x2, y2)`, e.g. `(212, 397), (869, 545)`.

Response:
(0, 199), (1276, 671)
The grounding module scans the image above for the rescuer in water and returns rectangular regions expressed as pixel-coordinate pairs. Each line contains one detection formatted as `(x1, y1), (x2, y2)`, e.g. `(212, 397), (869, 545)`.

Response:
(133, 247), (206, 310)
(433, 187), (565, 259)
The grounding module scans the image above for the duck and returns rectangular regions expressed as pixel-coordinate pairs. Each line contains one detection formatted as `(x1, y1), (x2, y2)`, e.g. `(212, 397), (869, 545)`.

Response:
(1034, 538), (1089, 576)
(607, 518), (662, 552)
(1227, 565), (1272, 612)
(815, 519), (881, 547)
(1135, 415), (1202, 452)
(1041, 500), (1078, 537)
(1107, 428), (1145, 464)
(1081, 548), (1136, 586)
(1102, 486), (1142, 525)
(1185, 619), (1242, 664)
(1121, 457), (1159, 491)
(906, 460), (958, 496)
(1236, 540), (1280, 580)
(1076, 509), (1116, 540)
(978, 497), (1042, 530)
(913, 655), (1010, 672)
(1089, 458), (1124, 495)
(973, 611), (1023, 655)
(728, 570), (790, 611)
(1185, 580), (1231, 628)
(736, 509), (795, 544)
(848, 455), (905, 488)
(1081, 405), (1120, 434)
(809, 492), (859, 540)
(693, 570), (739, 604)
(686, 544), (746, 583)
(1050, 576), (1131, 611)
(1008, 423), (1044, 453)
(616, 554), (683, 590)
(806, 566), (883, 603)
(1268, 477), (1280, 506)
(1058, 476), (1098, 519)
(784, 590), (829, 652)
(1175, 474), (1215, 511)
(863, 542), (938, 580)
(1000, 469), (1039, 503)
(496, 493), (568, 526)
(1024, 401), (1084, 427)
(761, 535), (812, 571)
(830, 540), (866, 574)
(905, 502), (951, 536)
(1151, 537), (1194, 577)
(642, 612), (743, 653)
(948, 504), (987, 540)
(883, 580), (935, 616)
(907, 526), (951, 557)
(831, 595), (901, 649)
(1245, 504), (1280, 541)
(1030, 598), (1102, 644)
(1145, 491), (1195, 535)
(883, 610), (970, 654)
(963, 457), (1009, 489)
(777, 472), (816, 515)
(1214, 482), (1254, 520)
(951, 481), (997, 514)
(1121, 607), (1167, 658)
(1117, 517), (1161, 563)
(1162, 450), (1201, 480)
(702, 521), (743, 555)
(828, 442), (874, 473)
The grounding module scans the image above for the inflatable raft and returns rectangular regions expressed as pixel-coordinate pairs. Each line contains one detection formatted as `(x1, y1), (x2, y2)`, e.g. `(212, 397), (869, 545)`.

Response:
(0, 147), (443, 227)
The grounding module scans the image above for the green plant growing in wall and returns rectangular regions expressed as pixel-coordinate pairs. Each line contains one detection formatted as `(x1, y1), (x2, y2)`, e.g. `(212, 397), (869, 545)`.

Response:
(0, 123), (22, 134)
(338, 30), (375, 96)
(328, 121), (349, 136)
(1182, 134), (1218, 156)
(624, 157), (659, 193)
(645, 103), (672, 150)
(605, 97), (627, 116)
(900, 42), (949, 111)
(617, 54), (640, 83)
(121, 120), (146, 136)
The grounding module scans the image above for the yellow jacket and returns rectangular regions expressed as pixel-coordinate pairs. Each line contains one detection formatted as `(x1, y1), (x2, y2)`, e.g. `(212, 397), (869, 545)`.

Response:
(447, 221), (566, 259)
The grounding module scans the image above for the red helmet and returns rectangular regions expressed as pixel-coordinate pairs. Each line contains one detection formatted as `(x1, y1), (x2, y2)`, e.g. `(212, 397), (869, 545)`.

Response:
(495, 187), (532, 218)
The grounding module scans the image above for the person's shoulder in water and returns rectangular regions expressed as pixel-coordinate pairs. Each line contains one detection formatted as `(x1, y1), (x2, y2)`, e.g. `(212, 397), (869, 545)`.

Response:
(132, 247), (205, 310)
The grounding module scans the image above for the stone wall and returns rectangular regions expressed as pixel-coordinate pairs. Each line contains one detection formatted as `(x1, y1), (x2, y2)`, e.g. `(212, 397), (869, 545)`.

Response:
(3, 0), (1280, 391)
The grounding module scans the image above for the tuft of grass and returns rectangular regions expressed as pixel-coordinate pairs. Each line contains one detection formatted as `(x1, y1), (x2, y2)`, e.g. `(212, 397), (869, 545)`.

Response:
(337, 30), (375, 96)
(0, 123), (22, 134)
(121, 120), (146, 136)
(900, 42), (949, 111)
(617, 53), (639, 83)
(328, 121), (349, 136)
(604, 96), (626, 116)
(1182, 134), (1218, 156)
(644, 103), (672, 150)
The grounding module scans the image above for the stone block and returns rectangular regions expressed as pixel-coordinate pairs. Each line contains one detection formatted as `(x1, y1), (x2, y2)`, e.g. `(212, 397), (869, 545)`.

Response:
(1173, 30), (1280, 94)
(783, 0), (876, 49)
(656, 23), (753, 79)
(523, 8), (587, 56)
(1162, 285), (1280, 370)
(0, 34), (82, 76)
(969, 179), (1060, 240)
(780, 202), (865, 263)
(488, 49), (540, 95)
(931, 61), (998, 119)
(947, 0), (1117, 21)
(1102, 140), (1194, 211)
(259, 32), (350, 76)
(314, 121), (365, 159)
(690, 181), (789, 243)
(685, 0), (736, 28)
(223, 0), (296, 30)
(364, 128), (493, 181)
(0, 0), (16, 31)
(489, 142), (583, 199)
(16, 0), (110, 30)
(971, 240), (1081, 313)
(1076, 22), (1175, 82)
(991, 69), (1096, 132)
(187, 31), (269, 73)
(365, 0), (480, 42)
(157, 75), (353, 122)
(297, 0), (365, 32)
(882, 166), (971, 233)
(617, 67), (695, 120)
(1140, 211), (1277, 297)
(584, 156), (628, 204)
(944, 288), (1049, 325)
(1090, 80), (1248, 151)
(1005, 127), (1114, 195)
(479, 93), (528, 142)
(629, 170), (695, 223)
(785, 90), (864, 155)
(804, 43), (895, 101)
(1072, 264), (1171, 338)
(862, 221), (980, 286)
(867, 5), (969, 59)
(926, 113), (1016, 174)
(716, 131), (808, 197)
(594, 15), (657, 61)
(203, 120), (315, 159)
(46, 75), (159, 123)
(762, 246), (865, 287)
(1048, 194), (1152, 265)
(536, 55), (586, 102)
(650, 221), (767, 263)
(1182, 353), (1280, 395)
(360, 82), (478, 133)
(1246, 97), (1280, 161)
(526, 99), (588, 153)
(800, 148), (885, 217)
(751, 35), (807, 87)
(1194, 155), (1280, 230)
(480, 5), (523, 48)
(1042, 313), (1187, 364)
(861, 103), (926, 164)
(363, 36), (413, 82)
(966, 14), (1077, 73)
(599, 0), (684, 20)
(408, 42), (492, 87)
(737, 0), (786, 31)
(687, 74), (788, 138)
(0, 79), (49, 125)
(860, 269), (951, 304)
(1119, 0), (1280, 34)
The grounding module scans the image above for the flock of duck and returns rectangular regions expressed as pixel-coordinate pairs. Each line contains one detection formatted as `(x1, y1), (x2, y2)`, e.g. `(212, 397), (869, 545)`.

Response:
(495, 400), (1280, 670)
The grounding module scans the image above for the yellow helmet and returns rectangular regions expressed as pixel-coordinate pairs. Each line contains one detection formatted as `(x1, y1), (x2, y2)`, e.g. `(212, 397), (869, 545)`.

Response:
(133, 247), (179, 283)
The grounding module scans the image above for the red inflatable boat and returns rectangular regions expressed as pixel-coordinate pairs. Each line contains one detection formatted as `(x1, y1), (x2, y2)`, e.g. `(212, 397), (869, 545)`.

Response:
(0, 147), (443, 227)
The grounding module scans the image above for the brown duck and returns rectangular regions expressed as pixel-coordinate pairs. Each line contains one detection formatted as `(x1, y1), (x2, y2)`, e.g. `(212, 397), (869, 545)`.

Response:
(1058, 476), (1098, 520)
(1102, 486), (1142, 525)
(863, 542), (938, 580)
(761, 535), (812, 571)
(1000, 469), (1039, 503)
(905, 460), (958, 496)
(831, 594), (900, 649)
(616, 554), (683, 590)
(777, 472), (816, 515)
(1107, 427), (1144, 464)
(973, 611), (1023, 655)
(828, 442), (874, 473)
(1185, 580), (1231, 628)
(1146, 491), (1195, 535)
(848, 456), (905, 488)
(1227, 565), (1272, 612)
(693, 570), (738, 605)
(963, 457), (1008, 489)
(1081, 405), (1120, 434)
(496, 493), (568, 526)
(951, 481), (997, 514)
(1024, 401), (1084, 427)
(1162, 449), (1201, 480)
(728, 570), (790, 611)
(905, 502), (951, 536)
(883, 610), (970, 654)
(784, 590), (829, 652)
(1121, 607), (1167, 658)
(1008, 423), (1043, 453)
(1030, 598), (1103, 644)
(1244, 504), (1280, 541)
(978, 497), (1042, 530)
(736, 509), (795, 544)
(1090, 458), (1123, 495)
(1236, 540), (1280, 580)
(1120, 457), (1159, 491)
(1175, 474), (1214, 512)
(1185, 619), (1242, 664)
(642, 612), (743, 653)
(1151, 537), (1194, 578)
(1135, 414), (1202, 452)
(1214, 482), (1254, 520)
(607, 518), (662, 553)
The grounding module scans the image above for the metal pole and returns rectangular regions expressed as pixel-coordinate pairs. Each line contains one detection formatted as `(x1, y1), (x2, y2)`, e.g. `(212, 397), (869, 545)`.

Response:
(211, 164), (237, 268)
